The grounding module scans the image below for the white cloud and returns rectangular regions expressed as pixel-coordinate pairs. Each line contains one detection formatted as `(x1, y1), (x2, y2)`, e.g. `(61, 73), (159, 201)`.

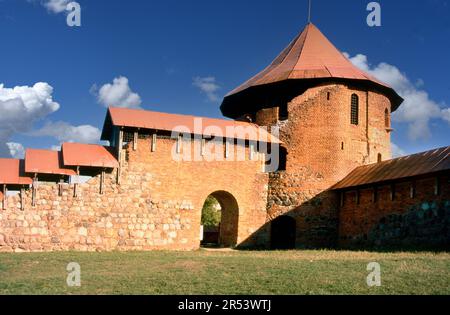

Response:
(42, 0), (71, 14)
(0, 82), (60, 157)
(32, 121), (101, 144)
(93, 76), (142, 109)
(344, 53), (449, 140)
(193, 76), (221, 102)
(442, 108), (450, 124)
(391, 143), (407, 158)
(7, 142), (25, 159)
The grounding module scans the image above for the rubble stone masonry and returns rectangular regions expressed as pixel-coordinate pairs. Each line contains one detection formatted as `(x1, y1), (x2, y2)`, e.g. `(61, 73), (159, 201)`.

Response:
(0, 137), (269, 252)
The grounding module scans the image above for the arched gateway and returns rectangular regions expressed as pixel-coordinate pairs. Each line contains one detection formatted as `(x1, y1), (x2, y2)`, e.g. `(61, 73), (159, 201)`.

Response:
(201, 191), (239, 248)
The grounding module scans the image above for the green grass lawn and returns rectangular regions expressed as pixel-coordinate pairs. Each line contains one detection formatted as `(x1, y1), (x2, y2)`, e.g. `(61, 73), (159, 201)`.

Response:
(0, 249), (449, 295)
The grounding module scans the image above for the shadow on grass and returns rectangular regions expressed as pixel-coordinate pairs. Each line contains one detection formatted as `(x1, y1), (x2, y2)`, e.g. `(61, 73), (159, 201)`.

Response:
(233, 245), (450, 254)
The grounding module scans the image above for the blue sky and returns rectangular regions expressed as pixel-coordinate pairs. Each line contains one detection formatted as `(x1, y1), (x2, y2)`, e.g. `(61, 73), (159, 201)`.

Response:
(0, 0), (449, 158)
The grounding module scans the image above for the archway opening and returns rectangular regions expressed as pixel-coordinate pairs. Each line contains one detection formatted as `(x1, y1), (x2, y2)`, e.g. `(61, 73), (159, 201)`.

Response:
(270, 215), (296, 249)
(200, 191), (239, 248)
(200, 196), (221, 246)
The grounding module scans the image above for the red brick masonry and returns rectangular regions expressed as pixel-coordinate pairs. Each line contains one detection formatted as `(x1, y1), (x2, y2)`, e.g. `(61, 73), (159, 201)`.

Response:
(338, 173), (450, 249)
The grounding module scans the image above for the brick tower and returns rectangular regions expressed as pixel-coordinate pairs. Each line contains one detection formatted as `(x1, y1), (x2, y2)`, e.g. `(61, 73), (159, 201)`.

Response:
(221, 23), (403, 248)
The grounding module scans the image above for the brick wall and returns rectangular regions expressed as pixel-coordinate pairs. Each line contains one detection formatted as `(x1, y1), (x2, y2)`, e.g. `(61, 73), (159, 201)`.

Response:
(255, 83), (392, 248)
(0, 137), (269, 252)
(1, 81), (442, 252)
(338, 173), (450, 249)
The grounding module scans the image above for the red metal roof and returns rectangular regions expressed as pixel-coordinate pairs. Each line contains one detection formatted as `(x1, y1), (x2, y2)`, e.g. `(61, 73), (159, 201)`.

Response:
(25, 149), (77, 176)
(221, 23), (403, 118)
(332, 146), (450, 190)
(227, 23), (394, 94)
(101, 107), (282, 144)
(0, 159), (33, 185)
(62, 143), (119, 168)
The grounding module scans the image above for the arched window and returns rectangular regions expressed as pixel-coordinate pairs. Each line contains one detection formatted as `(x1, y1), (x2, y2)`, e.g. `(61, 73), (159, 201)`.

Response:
(377, 153), (382, 163)
(350, 94), (359, 125)
(385, 108), (390, 128)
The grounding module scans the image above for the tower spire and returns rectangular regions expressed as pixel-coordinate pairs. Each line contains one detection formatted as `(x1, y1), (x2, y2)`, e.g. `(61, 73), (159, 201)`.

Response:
(308, 0), (312, 23)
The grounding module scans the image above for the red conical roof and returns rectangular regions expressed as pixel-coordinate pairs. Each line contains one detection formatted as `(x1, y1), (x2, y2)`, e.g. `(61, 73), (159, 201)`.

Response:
(221, 23), (403, 118)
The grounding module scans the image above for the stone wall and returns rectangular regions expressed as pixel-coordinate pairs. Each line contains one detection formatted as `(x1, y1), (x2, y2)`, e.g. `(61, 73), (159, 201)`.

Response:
(0, 136), (269, 252)
(1, 82), (443, 252)
(338, 173), (450, 249)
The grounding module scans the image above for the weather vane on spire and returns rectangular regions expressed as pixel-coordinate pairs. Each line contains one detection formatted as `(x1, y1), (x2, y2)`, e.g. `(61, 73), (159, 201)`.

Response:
(308, 0), (312, 23)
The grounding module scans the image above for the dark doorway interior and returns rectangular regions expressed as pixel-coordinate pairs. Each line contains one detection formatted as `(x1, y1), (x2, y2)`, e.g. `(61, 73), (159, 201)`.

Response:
(270, 215), (296, 249)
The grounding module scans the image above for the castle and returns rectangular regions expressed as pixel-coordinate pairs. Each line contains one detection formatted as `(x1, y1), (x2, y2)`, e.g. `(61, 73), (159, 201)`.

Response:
(0, 23), (449, 252)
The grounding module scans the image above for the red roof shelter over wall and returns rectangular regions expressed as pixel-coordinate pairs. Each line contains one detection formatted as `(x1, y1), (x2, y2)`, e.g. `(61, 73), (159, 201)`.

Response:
(61, 143), (119, 169)
(0, 144), (119, 189)
(25, 149), (77, 176)
(101, 107), (282, 144)
(333, 146), (450, 190)
(0, 159), (32, 185)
